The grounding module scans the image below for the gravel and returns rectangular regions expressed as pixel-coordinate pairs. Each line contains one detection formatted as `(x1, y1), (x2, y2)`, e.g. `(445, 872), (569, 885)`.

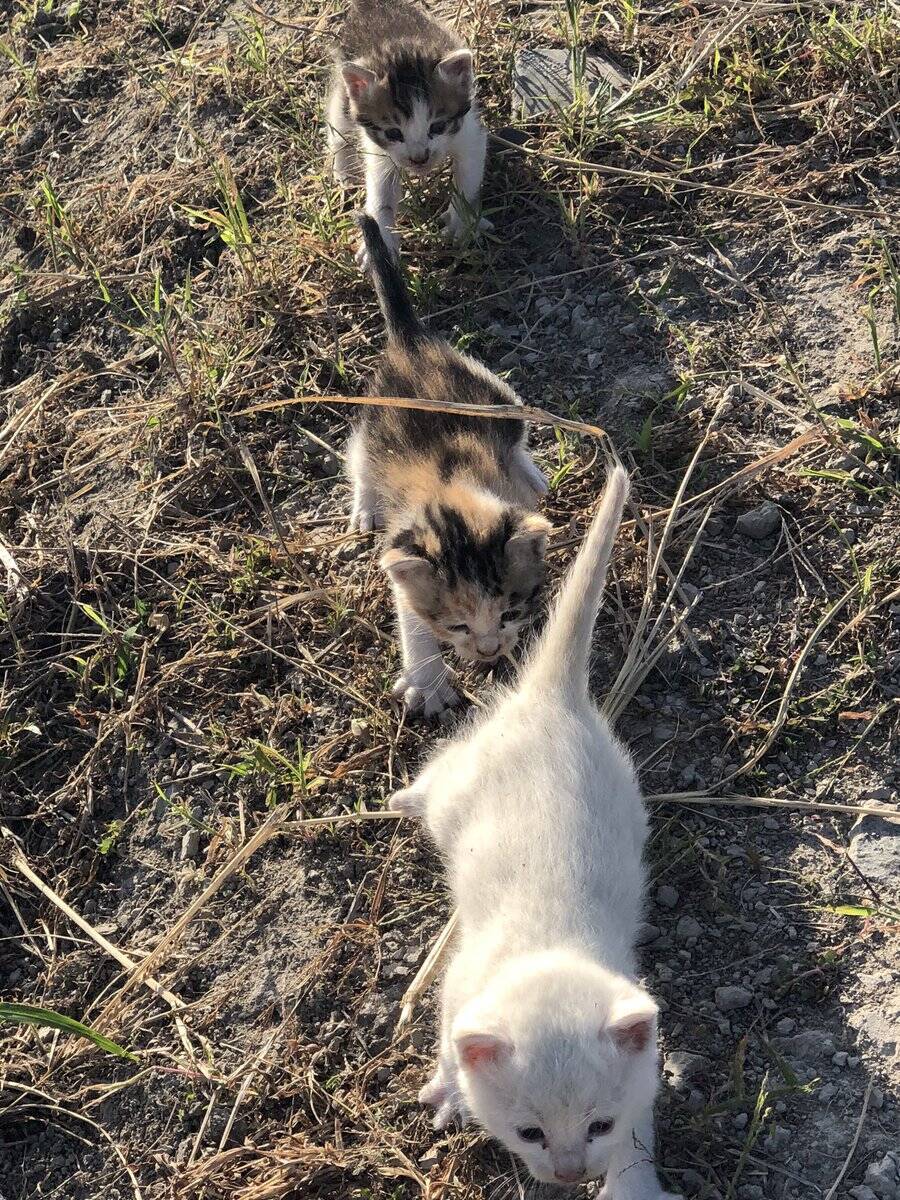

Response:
(735, 500), (781, 539)
(715, 985), (754, 1012)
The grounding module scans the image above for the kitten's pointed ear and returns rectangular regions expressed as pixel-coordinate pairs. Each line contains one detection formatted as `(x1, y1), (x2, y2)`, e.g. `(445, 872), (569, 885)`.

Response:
(607, 992), (658, 1054)
(436, 48), (474, 86)
(507, 513), (551, 563)
(455, 1032), (511, 1071)
(380, 547), (434, 588)
(341, 62), (377, 102)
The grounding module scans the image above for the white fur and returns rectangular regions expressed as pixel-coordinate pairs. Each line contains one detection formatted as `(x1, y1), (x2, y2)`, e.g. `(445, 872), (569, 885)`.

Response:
(346, 427), (384, 533)
(390, 469), (679, 1198)
(390, 590), (460, 716)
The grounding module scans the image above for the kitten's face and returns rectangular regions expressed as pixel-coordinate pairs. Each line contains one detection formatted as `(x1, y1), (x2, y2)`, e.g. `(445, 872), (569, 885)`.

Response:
(341, 50), (473, 175)
(382, 506), (549, 666)
(453, 969), (659, 1187)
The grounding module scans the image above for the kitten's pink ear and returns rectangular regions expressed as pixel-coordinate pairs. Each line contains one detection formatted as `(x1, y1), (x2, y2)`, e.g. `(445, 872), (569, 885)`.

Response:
(455, 1033), (510, 1071)
(607, 994), (658, 1054)
(380, 548), (434, 588)
(507, 513), (551, 562)
(341, 62), (377, 101)
(436, 48), (474, 86)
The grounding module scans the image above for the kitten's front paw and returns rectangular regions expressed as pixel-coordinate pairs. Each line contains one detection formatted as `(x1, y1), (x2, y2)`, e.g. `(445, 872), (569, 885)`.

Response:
(348, 502), (383, 533)
(442, 207), (493, 245)
(392, 674), (459, 718)
(356, 225), (399, 271)
(600, 1186), (682, 1200)
(419, 1076), (460, 1130)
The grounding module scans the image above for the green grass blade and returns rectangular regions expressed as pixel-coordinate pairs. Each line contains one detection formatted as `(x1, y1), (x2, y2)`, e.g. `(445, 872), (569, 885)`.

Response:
(0, 1002), (137, 1060)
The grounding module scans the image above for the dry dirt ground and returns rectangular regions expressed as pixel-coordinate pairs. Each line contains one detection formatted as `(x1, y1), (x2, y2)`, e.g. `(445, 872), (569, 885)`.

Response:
(1, 1), (899, 1199)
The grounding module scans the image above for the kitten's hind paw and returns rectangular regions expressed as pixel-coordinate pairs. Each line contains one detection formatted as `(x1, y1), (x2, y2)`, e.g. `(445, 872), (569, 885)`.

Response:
(393, 674), (459, 718)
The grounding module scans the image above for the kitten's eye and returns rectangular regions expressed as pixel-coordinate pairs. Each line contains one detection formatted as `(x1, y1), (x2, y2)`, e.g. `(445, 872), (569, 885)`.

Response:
(501, 609), (521, 623)
(447, 622), (470, 634)
(383, 127), (404, 142)
(588, 1118), (615, 1138)
(517, 1126), (544, 1144)
(429, 119), (447, 137)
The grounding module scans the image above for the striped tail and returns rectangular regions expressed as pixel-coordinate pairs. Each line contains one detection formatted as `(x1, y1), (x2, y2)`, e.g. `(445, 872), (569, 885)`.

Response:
(355, 214), (422, 344)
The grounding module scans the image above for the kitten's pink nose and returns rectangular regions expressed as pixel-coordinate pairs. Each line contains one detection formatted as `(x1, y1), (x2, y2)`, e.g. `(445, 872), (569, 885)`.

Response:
(476, 637), (500, 659)
(409, 152), (429, 165)
(554, 1167), (585, 1184)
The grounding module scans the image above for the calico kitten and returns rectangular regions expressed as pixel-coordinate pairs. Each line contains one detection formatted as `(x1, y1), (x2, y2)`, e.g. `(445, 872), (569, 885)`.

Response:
(349, 215), (549, 717)
(390, 468), (680, 1200)
(326, 0), (491, 266)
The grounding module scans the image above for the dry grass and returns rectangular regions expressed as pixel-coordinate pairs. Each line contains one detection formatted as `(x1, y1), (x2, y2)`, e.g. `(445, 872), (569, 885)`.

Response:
(2, 0), (899, 1197)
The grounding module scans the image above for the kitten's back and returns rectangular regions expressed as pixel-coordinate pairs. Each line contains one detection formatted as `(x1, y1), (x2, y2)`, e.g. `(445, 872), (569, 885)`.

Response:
(356, 216), (529, 502)
(422, 469), (645, 964)
(337, 0), (461, 63)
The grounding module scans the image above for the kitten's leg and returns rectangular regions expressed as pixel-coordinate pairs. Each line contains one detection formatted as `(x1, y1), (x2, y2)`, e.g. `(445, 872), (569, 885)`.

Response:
(326, 87), (357, 184)
(419, 1042), (460, 1129)
(600, 1109), (682, 1200)
(357, 147), (402, 268)
(391, 589), (459, 717)
(514, 446), (549, 496)
(443, 116), (493, 243)
(346, 427), (383, 532)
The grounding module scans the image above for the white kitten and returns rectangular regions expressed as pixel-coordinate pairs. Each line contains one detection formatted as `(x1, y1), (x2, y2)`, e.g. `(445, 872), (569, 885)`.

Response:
(326, 0), (492, 267)
(390, 467), (680, 1199)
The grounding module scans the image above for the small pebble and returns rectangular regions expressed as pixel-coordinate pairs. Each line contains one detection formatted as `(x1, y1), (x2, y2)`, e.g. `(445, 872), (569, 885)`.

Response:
(715, 985), (753, 1012)
(676, 916), (702, 942)
(656, 884), (679, 909)
(180, 829), (200, 861)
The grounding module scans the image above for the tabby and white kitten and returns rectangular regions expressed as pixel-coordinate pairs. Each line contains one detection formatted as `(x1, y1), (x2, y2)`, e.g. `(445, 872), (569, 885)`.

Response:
(390, 468), (679, 1200)
(326, 0), (491, 265)
(348, 215), (548, 717)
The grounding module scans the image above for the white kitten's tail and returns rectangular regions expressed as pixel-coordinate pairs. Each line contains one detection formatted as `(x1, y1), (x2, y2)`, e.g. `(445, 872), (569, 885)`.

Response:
(522, 465), (629, 695)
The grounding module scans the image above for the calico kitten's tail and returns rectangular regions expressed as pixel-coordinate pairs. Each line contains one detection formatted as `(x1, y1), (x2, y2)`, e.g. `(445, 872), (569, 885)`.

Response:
(522, 465), (629, 695)
(356, 215), (422, 344)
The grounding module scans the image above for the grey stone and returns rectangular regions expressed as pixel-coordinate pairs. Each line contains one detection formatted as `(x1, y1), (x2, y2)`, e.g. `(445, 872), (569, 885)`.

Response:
(715, 986), (753, 1012)
(636, 923), (661, 945)
(817, 1082), (837, 1102)
(512, 47), (632, 118)
(774, 1029), (835, 1061)
(849, 806), (900, 892)
(676, 916), (702, 942)
(831, 1050), (848, 1067)
(180, 829), (200, 861)
(656, 884), (679, 909)
(681, 1169), (706, 1195)
(736, 501), (780, 540)
(663, 1051), (709, 1083)
(864, 1154), (900, 1200)
(850, 1188), (879, 1200)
